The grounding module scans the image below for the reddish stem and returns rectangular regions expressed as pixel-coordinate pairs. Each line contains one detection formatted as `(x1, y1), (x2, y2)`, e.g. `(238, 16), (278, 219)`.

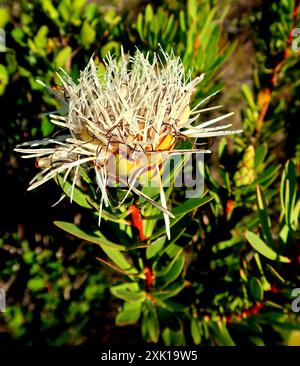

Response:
(144, 266), (155, 288)
(130, 204), (146, 242)
(129, 205), (154, 290)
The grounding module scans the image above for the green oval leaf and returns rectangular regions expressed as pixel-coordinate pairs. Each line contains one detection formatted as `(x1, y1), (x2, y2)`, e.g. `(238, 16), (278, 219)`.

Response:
(116, 302), (142, 326)
(246, 231), (290, 263)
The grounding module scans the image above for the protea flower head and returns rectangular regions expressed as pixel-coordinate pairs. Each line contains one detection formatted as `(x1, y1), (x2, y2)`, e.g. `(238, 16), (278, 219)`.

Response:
(15, 47), (242, 239)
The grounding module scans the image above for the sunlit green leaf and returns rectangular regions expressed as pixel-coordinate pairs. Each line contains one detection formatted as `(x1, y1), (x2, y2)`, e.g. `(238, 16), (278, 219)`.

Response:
(111, 283), (145, 303)
(246, 230), (290, 263)
(116, 302), (142, 326)
(54, 221), (126, 250)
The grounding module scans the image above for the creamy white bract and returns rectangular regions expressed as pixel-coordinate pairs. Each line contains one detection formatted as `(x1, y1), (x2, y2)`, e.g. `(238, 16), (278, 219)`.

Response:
(15, 48), (242, 239)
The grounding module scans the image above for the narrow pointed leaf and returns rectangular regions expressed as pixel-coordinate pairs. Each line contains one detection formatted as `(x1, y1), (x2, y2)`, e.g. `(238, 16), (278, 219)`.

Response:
(246, 231), (290, 263)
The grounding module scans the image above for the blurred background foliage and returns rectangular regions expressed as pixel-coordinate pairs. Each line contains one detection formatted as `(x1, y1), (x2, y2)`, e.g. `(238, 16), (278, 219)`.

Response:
(0, 0), (299, 345)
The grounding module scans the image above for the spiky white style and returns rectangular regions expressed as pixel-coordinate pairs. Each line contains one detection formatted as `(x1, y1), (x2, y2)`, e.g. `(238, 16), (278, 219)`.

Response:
(15, 48), (242, 239)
